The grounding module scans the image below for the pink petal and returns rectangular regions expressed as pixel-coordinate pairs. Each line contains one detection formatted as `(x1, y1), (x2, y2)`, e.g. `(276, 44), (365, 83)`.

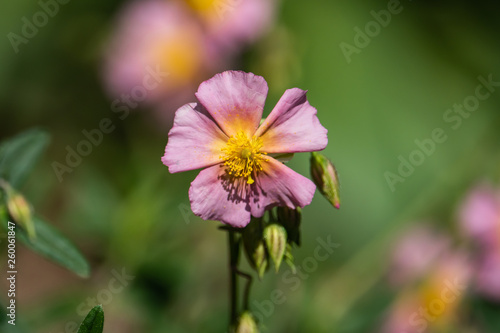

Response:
(389, 226), (451, 286)
(195, 71), (268, 137)
(459, 184), (500, 246)
(189, 165), (252, 227)
(162, 103), (228, 173)
(249, 157), (316, 217)
(188, 157), (316, 227)
(255, 88), (328, 154)
(206, 0), (275, 49)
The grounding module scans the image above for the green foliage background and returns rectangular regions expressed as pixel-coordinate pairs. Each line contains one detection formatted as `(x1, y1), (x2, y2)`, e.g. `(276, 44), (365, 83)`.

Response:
(1, 0), (500, 332)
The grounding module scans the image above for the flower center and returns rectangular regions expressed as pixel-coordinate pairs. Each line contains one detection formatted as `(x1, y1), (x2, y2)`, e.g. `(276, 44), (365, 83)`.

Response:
(220, 131), (267, 184)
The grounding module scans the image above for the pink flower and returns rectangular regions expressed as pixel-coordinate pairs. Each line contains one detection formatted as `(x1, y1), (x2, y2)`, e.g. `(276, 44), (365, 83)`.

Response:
(459, 183), (500, 249)
(162, 71), (328, 227)
(184, 0), (275, 50)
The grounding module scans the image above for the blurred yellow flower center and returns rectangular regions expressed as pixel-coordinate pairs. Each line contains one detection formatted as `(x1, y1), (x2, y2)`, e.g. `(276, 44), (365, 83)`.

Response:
(417, 279), (460, 327)
(220, 131), (267, 184)
(153, 33), (201, 84)
(184, 0), (216, 13)
(184, 0), (227, 24)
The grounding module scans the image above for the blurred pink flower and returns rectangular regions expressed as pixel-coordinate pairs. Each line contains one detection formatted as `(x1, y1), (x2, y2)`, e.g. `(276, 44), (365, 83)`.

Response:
(103, 0), (277, 128)
(383, 244), (472, 333)
(182, 0), (275, 51)
(162, 71), (328, 227)
(389, 226), (451, 286)
(460, 183), (500, 300)
(103, 0), (220, 101)
(459, 183), (500, 248)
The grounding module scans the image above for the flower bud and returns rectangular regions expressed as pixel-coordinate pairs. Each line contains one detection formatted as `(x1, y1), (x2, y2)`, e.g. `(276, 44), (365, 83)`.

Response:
(284, 243), (296, 274)
(1, 181), (35, 239)
(310, 152), (340, 209)
(236, 312), (259, 333)
(253, 241), (268, 279)
(277, 206), (301, 246)
(242, 218), (268, 278)
(264, 224), (287, 273)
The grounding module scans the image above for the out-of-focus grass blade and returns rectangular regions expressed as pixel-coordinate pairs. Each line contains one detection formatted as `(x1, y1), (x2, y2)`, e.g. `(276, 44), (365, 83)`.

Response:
(0, 128), (50, 188)
(16, 216), (90, 278)
(77, 305), (104, 333)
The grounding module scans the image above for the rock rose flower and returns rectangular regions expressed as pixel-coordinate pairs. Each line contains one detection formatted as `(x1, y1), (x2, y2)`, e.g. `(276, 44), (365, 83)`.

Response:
(162, 71), (328, 227)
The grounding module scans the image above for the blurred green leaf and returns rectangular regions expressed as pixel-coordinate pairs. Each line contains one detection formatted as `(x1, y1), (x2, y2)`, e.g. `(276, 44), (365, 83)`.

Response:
(0, 299), (31, 332)
(0, 128), (50, 188)
(77, 305), (104, 333)
(0, 200), (7, 227)
(16, 216), (90, 278)
(471, 296), (500, 333)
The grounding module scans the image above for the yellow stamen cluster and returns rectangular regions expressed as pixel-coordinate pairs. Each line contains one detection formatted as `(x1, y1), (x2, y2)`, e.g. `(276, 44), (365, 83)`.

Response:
(220, 131), (267, 184)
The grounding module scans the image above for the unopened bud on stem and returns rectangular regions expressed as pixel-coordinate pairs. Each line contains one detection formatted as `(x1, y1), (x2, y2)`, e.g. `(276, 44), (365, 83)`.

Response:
(310, 152), (341, 209)
(242, 217), (268, 278)
(264, 224), (287, 272)
(236, 312), (258, 333)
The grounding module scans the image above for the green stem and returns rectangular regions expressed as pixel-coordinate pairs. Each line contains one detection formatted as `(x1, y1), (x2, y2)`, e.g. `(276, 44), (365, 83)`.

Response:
(228, 229), (239, 331)
(236, 269), (253, 311)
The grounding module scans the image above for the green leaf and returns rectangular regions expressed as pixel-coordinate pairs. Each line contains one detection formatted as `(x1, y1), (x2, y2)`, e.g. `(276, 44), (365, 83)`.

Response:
(77, 305), (104, 333)
(15, 216), (90, 278)
(0, 128), (50, 188)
